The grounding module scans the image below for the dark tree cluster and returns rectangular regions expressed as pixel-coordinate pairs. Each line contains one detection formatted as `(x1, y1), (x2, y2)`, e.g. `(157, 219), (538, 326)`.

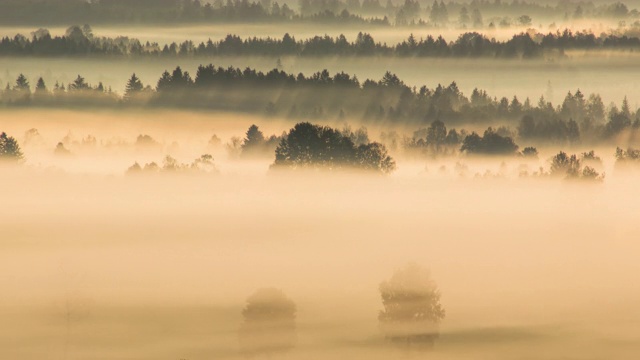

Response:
(460, 127), (520, 155)
(272, 122), (396, 174)
(6, 28), (640, 59)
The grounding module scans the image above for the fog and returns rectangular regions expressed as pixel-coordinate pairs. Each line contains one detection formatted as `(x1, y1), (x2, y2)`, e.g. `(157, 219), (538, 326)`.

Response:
(1, 110), (640, 359)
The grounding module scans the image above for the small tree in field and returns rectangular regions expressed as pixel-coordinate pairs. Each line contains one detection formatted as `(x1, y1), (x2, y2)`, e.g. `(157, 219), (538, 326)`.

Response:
(379, 264), (445, 348)
(239, 288), (297, 357)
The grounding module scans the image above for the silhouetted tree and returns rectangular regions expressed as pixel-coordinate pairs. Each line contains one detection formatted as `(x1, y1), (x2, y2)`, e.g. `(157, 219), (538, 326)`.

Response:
(0, 132), (24, 161)
(35, 77), (47, 93)
(124, 73), (144, 100)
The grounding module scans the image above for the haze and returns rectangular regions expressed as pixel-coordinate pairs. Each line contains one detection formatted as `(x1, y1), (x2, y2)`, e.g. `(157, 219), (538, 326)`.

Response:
(2, 1), (640, 359)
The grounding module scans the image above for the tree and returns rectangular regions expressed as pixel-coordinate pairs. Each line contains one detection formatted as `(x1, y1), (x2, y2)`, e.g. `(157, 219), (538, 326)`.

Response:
(458, 7), (470, 27)
(35, 77), (47, 93)
(521, 146), (538, 158)
(242, 124), (266, 150)
(239, 288), (297, 357)
(550, 151), (581, 178)
(379, 264), (445, 348)
(0, 132), (24, 161)
(14, 74), (30, 92)
(426, 120), (447, 152)
(517, 15), (532, 27)
(124, 73), (144, 99)
(69, 75), (89, 91)
(355, 142), (396, 174)
(471, 8), (483, 27)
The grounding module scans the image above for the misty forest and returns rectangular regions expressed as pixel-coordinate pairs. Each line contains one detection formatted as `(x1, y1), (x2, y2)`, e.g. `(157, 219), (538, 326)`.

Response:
(2, 1), (640, 360)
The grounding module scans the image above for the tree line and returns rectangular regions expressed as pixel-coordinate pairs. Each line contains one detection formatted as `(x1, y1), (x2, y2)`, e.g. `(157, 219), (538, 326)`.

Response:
(4, 26), (640, 59)
(0, 0), (386, 26)
(3, 66), (640, 145)
(0, 0), (636, 26)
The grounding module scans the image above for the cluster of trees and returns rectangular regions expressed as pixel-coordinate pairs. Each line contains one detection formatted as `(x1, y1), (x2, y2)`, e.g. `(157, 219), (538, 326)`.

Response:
(272, 122), (396, 174)
(549, 150), (604, 181)
(239, 264), (445, 357)
(5, 27), (640, 59)
(127, 154), (217, 174)
(461, 127), (520, 155)
(614, 146), (640, 171)
(4, 67), (640, 146)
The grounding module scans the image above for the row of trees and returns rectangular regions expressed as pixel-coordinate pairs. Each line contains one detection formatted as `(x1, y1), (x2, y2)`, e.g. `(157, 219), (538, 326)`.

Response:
(0, 0), (636, 26)
(0, 0), (388, 26)
(3, 68), (639, 145)
(4, 27), (640, 58)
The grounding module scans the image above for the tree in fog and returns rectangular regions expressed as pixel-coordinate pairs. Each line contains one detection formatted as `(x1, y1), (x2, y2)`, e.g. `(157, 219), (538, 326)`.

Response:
(517, 15), (532, 27)
(0, 132), (24, 161)
(69, 75), (90, 91)
(458, 6), (470, 27)
(239, 288), (297, 357)
(35, 77), (47, 93)
(471, 8), (483, 27)
(550, 150), (603, 181)
(379, 264), (445, 348)
(521, 146), (539, 158)
(14, 74), (30, 93)
(426, 120), (447, 153)
(241, 124), (266, 151)
(124, 73), (144, 100)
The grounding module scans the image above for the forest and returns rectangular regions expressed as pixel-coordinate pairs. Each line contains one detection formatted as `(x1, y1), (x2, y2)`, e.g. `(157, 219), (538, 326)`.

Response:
(4, 26), (640, 58)
(0, 0), (637, 26)
(2, 66), (639, 148)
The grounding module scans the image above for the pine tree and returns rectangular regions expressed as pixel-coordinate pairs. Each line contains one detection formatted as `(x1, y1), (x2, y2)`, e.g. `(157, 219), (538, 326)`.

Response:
(0, 132), (24, 161)
(125, 73), (144, 99)
(14, 74), (30, 92)
(35, 77), (47, 93)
